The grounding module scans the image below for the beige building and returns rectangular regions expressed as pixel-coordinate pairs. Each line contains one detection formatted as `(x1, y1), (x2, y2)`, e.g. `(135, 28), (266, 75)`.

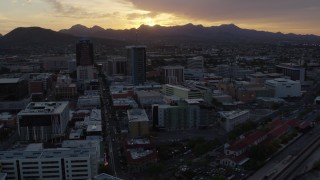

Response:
(162, 84), (202, 100)
(127, 109), (149, 138)
(55, 74), (77, 99)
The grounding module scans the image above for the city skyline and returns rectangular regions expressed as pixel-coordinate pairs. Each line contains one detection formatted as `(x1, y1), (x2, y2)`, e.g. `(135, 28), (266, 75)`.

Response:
(1, 0), (320, 35)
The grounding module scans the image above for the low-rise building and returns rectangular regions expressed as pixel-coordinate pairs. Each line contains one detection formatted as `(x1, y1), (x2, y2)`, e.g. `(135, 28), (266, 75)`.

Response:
(219, 110), (250, 132)
(162, 84), (202, 100)
(55, 74), (77, 100)
(127, 109), (149, 138)
(265, 78), (301, 98)
(124, 138), (158, 173)
(0, 112), (16, 127)
(136, 90), (163, 107)
(17, 101), (69, 142)
(0, 147), (97, 180)
(77, 95), (100, 109)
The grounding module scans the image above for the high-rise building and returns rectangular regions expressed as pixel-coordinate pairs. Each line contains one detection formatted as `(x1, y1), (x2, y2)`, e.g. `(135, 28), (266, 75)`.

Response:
(127, 46), (146, 85)
(76, 39), (94, 66)
(107, 57), (127, 76)
(161, 66), (184, 84)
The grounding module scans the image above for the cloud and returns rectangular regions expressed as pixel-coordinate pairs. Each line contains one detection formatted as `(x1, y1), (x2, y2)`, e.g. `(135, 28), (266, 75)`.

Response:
(43, 0), (118, 19)
(126, 12), (159, 20)
(123, 0), (320, 23)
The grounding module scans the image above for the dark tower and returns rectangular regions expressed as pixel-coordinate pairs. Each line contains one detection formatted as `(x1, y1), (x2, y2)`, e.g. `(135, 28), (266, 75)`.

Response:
(127, 46), (146, 85)
(76, 39), (94, 66)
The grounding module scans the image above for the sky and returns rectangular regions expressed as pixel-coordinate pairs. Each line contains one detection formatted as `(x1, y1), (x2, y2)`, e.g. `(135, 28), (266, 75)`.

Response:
(0, 0), (320, 35)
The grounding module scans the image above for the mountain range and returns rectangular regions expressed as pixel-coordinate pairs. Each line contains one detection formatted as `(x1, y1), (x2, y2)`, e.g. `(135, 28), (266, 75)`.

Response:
(0, 24), (319, 53)
(0, 27), (124, 53)
(59, 23), (320, 43)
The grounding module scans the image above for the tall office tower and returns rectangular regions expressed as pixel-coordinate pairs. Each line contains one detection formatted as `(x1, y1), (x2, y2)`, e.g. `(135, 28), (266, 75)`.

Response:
(107, 57), (127, 76)
(127, 46), (147, 85)
(76, 39), (94, 66)
(76, 39), (97, 84)
(161, 66), (184, 84)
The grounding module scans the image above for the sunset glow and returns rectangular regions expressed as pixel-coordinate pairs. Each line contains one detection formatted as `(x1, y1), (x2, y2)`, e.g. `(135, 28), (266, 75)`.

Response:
(0, 0), (319, 35)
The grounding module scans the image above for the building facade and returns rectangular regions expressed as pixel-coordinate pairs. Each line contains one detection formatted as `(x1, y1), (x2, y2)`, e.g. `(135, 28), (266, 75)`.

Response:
(219, 110), (250, 132)
(107, 57), (127, 76)
(127, 46), (147, 85)
(265, 78), (301, 98)
(127, 109), (149, 138)
(276, 63), (305, 82)
(161, 66), (184, 84)
(0, 148), (96, 180)
(76, 39), (94, 66)
(17, 102), (70, 142)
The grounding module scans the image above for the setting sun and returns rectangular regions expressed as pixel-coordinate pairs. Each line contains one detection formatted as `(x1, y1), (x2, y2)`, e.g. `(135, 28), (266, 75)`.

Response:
(143, 17), (155, 26)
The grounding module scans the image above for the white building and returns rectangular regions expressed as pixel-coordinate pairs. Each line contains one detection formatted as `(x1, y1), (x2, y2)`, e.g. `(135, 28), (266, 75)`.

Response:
(136, 90), (163, 107)
(265, 78), (301, 98)
(17, 102), (69, 142)
(219, 110), (250, 132)
(0, 147), (96, 180)
(62, 140), (101, 176)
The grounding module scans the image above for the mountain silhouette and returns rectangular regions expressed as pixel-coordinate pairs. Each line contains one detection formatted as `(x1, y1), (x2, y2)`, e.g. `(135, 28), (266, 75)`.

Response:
(0, 27), (124, 53)
(60, 23), (320, 43)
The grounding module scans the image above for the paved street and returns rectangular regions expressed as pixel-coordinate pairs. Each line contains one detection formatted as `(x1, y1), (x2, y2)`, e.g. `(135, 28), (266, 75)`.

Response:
(99, 74), (123, 178)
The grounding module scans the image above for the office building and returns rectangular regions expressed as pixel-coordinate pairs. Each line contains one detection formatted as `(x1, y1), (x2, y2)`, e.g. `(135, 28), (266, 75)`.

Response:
(136, 90), (163, 107)
(17, 102), (69, 142)
(161, 66), (184, 84)
(76, 39), (94, 66)
(276, 63), (305, 82)
(152, 99), (215, 130)
(28, 73), (53, 95)
(0, 77), (28, 101)
(152, 104), (187, 130)
(107, 57), (127, 76)
(0, 147), (97, 180)
(127, 46), (147, 85)
(127, 109), (149, 138)
(219, 110), (250, 132)
(162, 84), (203, 99)
(42, 57), (71, 72)
(124, 138), (158, 173)
(265, 78), (301, 98)
(187, 56), (204, 69)
(55, 74), (77, 99)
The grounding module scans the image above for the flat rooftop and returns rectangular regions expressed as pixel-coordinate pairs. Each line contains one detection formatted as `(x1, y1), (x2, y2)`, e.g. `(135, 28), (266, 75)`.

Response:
(18, 101), (69, 115)
(0, 112), (14, 121)
(127, 109), (149, 122)
(0, 78), (21, 84)
(129, 148), (153, 160)
(136, 90), (162, 97)
(62, 140), (99, 149)
(220, 110), (250, 120)
(127, 138), (150, 145)
(0, 148), (90, 160)
(185, 98), (204, 104)
(87, 124), (102, 132)
(266, 78), (299, 84)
